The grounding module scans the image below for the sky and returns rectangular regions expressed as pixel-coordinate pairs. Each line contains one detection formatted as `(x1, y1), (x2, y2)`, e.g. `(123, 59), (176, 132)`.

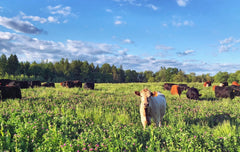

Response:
(0, 0), (240, 75)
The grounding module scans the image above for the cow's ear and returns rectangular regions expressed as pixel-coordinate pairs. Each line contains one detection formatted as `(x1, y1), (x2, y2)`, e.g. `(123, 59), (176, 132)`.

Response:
(151, 91), (158, 97)
(135, 91), (140, 96)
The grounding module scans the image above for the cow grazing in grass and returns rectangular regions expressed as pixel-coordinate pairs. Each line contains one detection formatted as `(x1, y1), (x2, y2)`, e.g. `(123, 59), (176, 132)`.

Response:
(204, 81), (212, 87)
(84, 82), (94, 90)
(212, 85), (216, 91)
(135, 88), (166, 129)
(232, 81), (240, 86)
(0, 86), (22, 100)
(215, 86), (235, 99)
(8, 81), (29, 89)
(178, 84), (189, 90)
(0, 79), (12, 86)
(29, 81), (41, 88)
(73, 80), (82, 88)
(229, 85), (240, 96)
(61, 80), (82, 88)
(219, 82), (228, 87)
(170, 85), (184, 96)
(163, 83), (176, 91)
(42, 82), (55, 87)
(186, 87), (201, 100)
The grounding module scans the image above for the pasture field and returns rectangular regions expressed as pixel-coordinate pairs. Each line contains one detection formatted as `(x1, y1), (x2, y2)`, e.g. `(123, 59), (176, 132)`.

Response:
(0, 82), (240, 151)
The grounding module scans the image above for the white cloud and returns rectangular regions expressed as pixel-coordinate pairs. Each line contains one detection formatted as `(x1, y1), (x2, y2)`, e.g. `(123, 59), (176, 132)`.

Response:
(155, 45), (174, 50)
(115, 20), (123, 25)
(20, 12), (47, 24)
(176, 0), (189, 7)
(177, 49), (194, 56)
(106, 9), (112, 13)
(0, 16), (44, 34)
(1, 31), (239, 75)
(114, 16), (126, 25)
(218, 37), (240, 53)
(47, 5), (72, 16)
(123, 38), (134, 44)
(220, 37), (234, 45)
(146, 4), (158, 11)
(172, 20), (194, 27)
(47, 16), (59, 23)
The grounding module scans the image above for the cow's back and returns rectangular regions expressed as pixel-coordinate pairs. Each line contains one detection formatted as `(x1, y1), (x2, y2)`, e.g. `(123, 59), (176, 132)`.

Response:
(150, 92), (166, 118)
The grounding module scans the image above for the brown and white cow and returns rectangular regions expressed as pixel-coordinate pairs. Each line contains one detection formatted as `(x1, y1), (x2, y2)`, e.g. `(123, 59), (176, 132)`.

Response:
(135, 88), (166, 129)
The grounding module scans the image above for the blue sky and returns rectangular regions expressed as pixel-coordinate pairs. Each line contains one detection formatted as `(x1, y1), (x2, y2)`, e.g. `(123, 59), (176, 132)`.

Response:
(0, 0), (240, 75)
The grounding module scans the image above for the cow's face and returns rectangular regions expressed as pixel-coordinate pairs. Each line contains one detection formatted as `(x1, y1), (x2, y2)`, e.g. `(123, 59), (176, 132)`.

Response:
(135, 88), (154, 109)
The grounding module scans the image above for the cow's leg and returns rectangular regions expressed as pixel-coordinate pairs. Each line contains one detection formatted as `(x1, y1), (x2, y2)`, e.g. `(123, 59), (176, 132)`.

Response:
(158, 116), (163, 127)
(141, 116), (147, 129)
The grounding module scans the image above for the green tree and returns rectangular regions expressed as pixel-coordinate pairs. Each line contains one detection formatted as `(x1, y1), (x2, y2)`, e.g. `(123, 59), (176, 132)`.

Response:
(70, 60), (82, 80)
(166, 67), (178, 82)
(214, 71), (229, 83)
(125, 70), (138, 82)
(29, 61), (43, 79)
(173, 70), (187, 82)
(0, 54), (7, 76)
(7, 54), (20, 75)
(155, 67), (166, 82)
(117, 65), (125, 83)
(144, 71), (154, 82)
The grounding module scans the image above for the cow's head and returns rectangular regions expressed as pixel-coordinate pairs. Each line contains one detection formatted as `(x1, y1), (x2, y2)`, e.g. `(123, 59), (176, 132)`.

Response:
(135, 88), (158, 109)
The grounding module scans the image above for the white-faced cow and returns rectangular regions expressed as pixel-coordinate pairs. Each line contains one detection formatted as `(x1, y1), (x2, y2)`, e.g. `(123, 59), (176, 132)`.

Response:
(135, 88), (166, 129)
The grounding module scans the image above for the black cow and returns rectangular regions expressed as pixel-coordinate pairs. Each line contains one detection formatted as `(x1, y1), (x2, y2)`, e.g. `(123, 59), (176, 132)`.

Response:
(178, 84), (189, 91)
(204, 81), (212, 87)
(0, 86), (22, 100)
(73, 80), (82, 88)
(186, 87), (201, 100)
(220, 82), (228, 87)
(0, 79), (12, 86)
(29, 81), (41, 88)
(84, 82), (94, 90)
(42, 82), (55, 87)
(163, 83), (176, 91)
(8, 81), (29, 89)
(229, 85), (240, 96)
(61, 80), (82, 88)
(215, 86), (235, 99)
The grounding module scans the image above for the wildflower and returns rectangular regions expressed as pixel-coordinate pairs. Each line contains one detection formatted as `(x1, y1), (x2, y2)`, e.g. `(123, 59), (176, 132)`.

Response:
(82, 147), (86, 151)
(60, 145), (63, 148)
(64, 143), (66, 146)
(194, 136), (196, 138)
(95, 144), (99, 147)
(89, 148), (93, 151)
(133, 143), (135, 146)
(70, 144), (72, 147)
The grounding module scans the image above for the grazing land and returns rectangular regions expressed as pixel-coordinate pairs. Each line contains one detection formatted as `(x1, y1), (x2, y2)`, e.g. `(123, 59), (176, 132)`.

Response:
(0, 82), (240, 151)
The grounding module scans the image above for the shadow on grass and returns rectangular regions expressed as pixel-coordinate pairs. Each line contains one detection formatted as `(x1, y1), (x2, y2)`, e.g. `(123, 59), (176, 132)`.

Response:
(184, 113), (238, 128)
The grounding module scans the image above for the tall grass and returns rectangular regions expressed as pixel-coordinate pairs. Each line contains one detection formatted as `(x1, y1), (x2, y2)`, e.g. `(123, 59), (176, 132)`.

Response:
(0, 82), (239, 151)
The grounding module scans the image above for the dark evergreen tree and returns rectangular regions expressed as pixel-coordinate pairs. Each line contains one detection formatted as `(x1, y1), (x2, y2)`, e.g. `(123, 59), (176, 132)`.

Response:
(7, 54), (20, 75)
(0, 54), (7, 76)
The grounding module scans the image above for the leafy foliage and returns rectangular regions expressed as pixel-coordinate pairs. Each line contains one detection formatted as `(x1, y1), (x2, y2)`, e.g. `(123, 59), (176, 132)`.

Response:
(1, 53), (240, 84)
(0, 82), (239, 151)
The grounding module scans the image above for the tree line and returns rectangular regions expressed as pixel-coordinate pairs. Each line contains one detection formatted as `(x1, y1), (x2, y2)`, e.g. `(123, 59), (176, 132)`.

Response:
(0, 54), (240, 83)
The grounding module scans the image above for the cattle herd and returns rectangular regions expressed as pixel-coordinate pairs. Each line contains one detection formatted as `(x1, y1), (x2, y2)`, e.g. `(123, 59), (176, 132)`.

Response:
(135, 81), (240, 129)
(0, 79), (94, 100)
(164, 81), (240, 100)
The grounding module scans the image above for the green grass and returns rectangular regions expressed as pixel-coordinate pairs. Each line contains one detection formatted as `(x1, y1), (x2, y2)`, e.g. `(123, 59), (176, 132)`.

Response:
(0, 82), (240, 151)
